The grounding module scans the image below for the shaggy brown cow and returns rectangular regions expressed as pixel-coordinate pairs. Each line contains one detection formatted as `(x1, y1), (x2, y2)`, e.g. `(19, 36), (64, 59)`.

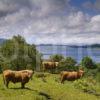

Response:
(61, 69), (84, 83)
(42, 61), (59, 71)
(3, 69), (34, 88)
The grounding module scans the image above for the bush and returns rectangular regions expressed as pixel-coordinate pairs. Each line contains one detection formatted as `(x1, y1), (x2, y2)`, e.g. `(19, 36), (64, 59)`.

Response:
(96, 63), (100, 72)
(84, 68), (98, 77)
(58, 57), (77, 71)
(74, 77), (98, 95)
(81, 56), (97, 69)
(50, 54), (64, 62)
(35, 72), (46, 78)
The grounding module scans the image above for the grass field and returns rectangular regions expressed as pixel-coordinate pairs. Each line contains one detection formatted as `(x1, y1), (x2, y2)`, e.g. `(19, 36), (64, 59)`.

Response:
(0, 72), (100, 100)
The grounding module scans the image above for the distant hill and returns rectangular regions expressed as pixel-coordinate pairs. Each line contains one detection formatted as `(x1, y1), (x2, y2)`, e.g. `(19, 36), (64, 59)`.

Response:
(36, 44), (100, 48)
(0, 38), (100, 48)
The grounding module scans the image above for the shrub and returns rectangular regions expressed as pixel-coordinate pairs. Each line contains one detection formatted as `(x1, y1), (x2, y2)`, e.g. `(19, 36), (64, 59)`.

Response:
(96, 63), (100, 72)
(35, 72), (46, 78)
(84, 68), (98, 77)
(74, 77), (98, 95)
(81, 56), (97, 69)
(50, 54), (64, 62)
(58, 57), (77, 71)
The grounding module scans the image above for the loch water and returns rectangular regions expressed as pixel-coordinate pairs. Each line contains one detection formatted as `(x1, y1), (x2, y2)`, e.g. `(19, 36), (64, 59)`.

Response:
(37, 45), (100, 63)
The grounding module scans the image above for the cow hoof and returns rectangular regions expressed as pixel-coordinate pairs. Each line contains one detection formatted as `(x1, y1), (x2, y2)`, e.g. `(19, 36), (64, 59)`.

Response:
(21, 87), (25, 89)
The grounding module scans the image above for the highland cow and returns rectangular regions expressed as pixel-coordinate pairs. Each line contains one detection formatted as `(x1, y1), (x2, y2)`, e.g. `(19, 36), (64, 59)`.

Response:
(61, 69), (84, 83)
(3, 69), (34, 88)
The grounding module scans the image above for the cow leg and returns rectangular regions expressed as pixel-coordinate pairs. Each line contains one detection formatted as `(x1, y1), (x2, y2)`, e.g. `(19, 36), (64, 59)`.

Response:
(61, 79), (64, 84)
(61, 76), (64, 84)
(51, 68), (53, 74)
(6, 80), (9, 88)
(21, 82), (25, 89)
(43, 65), (45, 72)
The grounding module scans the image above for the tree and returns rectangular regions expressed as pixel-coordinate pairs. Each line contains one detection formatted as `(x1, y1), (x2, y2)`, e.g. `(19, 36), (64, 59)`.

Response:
(59, 57), (77, 71)
(81, 56), (97, 69)
(50, 54), (64, 62)
(0, 35), (42, 71)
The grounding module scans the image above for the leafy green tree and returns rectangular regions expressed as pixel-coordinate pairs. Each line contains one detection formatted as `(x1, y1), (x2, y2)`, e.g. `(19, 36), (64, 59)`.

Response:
(0, 35), (42, 71)
(81, 56), (97, 69)
(50, 54), (64, 62)
(59, 57), (77, 71)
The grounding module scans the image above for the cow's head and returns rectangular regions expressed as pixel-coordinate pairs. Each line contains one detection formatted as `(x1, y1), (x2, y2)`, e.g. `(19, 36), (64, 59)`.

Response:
(78, 69), (84, 77)
(27, 70), (34, 80)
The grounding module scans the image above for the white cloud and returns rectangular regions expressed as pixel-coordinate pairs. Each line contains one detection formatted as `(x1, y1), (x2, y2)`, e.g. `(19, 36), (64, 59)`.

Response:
(0, 0), (100, 45)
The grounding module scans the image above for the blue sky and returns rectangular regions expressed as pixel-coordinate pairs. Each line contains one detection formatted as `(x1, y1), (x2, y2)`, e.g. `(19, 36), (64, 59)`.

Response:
(0, 0), (100, 44)
(70, 0), (95, 7)
(70, 0), (99, 15)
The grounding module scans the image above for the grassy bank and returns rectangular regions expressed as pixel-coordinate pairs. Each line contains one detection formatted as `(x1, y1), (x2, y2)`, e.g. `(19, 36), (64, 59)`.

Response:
(0, 73), (100, 100)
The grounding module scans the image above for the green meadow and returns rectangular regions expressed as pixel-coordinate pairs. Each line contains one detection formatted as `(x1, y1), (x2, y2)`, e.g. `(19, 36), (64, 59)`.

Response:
(0, 73), (100, 100)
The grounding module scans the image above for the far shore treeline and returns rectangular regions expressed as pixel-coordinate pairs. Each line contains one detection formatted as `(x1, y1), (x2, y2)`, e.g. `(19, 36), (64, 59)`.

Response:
(0, 35), (100, 76)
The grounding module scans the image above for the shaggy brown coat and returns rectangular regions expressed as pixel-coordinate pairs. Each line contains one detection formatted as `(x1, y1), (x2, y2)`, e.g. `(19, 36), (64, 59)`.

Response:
(61, 69), (84, 83)
(42, 61), (59, 71)
(3, 69), (34, 88)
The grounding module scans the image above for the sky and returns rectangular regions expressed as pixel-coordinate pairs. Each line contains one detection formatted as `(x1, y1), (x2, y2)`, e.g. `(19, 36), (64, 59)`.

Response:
(0, 0), (100, 45)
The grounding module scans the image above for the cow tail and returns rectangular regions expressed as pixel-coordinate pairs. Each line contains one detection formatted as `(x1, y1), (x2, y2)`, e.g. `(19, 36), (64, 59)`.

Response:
(3, 73), (5, 85)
